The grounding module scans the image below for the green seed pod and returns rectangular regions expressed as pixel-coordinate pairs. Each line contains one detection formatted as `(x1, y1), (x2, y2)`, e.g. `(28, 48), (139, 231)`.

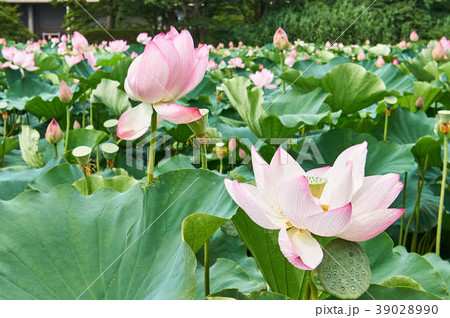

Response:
(101, 143), (119, 161)
(317, 239), (371, 299)
(187, 109), (209, 137)
(73, 146), (92, 166)
(103, 119), (119, 134)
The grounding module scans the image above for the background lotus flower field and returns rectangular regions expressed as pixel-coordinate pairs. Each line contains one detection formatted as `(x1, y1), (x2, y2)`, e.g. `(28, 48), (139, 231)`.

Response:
(0, 28), (449, 300)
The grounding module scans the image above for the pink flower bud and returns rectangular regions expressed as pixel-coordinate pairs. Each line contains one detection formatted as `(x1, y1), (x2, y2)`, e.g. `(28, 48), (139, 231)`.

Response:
(73, 120), (81, 129)
(228, 137), (237, 153)
(375, 55), (384, 68)
(273, 27), (289, 50)
(415, 96), (423, 110)
(365, 39), (370, 45)
(239, 148), (246, 160)
(357, 50), (366, 61)
(410, 31), (419, 42)
(45, 119), (64, 144)
(393, 59), (399, 65)
(59, 80), (73, 104)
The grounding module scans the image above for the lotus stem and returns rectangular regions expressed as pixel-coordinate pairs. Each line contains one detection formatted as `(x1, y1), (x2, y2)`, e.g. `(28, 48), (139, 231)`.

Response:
(399, 172), (408, 245)
(219, 157), (223, 174)
(411, 155), (428, 252)
(64, 104), (70, 152)
(383, 110), (389, 141)
(83, 170), (90, 195)
(96, 146), (100, 173)
(82, 87), (86, 128)
(199, 140), (210, 297)
(200, 142), (208, 170)
(53, 144), (58, 158)
(145, 106), (158, 187)
(280, 50), (286, 93)
(403, 166), (425, 248)
(436, 133), (448, 255)
(90, 99), (94, 126)
(1, 112), (7, 168)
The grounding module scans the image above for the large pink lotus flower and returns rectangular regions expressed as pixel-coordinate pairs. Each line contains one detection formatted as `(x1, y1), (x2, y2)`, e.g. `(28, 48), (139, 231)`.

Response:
(117, 26), (209, 140)
(249, 69), (277, 89)
(72, 31), (89, 53)
(432, 37), (450, 61)
(224, 143), (405, 270)
(105, 40), (130, 53)
(0, 47), (39, 74)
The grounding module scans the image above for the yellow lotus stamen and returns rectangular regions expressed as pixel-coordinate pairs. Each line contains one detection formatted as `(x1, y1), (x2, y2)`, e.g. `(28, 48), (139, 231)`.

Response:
(321, 205), (329, 212)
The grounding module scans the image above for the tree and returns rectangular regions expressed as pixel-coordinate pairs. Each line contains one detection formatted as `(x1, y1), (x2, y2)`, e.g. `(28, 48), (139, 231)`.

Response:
(0, 1), (35, 41)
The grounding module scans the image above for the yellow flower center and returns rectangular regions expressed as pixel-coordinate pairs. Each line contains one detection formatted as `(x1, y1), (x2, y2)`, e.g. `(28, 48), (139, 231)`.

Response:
(306, 176), (328, 199)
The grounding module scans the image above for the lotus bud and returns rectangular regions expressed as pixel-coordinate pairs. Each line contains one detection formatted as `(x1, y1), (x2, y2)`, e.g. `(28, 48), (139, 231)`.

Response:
(357, 50), (365, 61)
(215, 142), (226, 159)
(103, 119), (118, 134)
(365, 39), (370, 45)
(415, 96), (424, 110)
(273, 27), (289, 50)
(228, 137), (237, 153)
(410, 31), (419, 42)
(73, 120), (81, 130)
(59, 80), (73, 104)
(437, 110), (450, 134)
(45, 119), (64, 144)
(187, 109), (209, 137)
(239, 148), (246, 160)
(393, 59), (399, 65)
(72, 146), (92, 167)
(375, 55), (384, 68)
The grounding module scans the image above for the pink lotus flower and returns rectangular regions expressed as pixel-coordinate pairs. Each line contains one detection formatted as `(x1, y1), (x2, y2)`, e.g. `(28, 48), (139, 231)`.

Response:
(71, 31), (89, 53)
(228, 137), (237, 153)
(273, 28), (289, 50)
(105, 40), (130, 53)
(228, 57), (245, 68)
(284, 55), (294, 67)
(247, 49), (254, 57)
(229, 41), (234, 49)
(117, 26), (209, 140)
(61, 34), (68, 42)
(291, 49), (298, 58)
(207, 59), (218, 70)
(224, 143), (404, 270)
(45, 119), (64, 144)
(238, 41), (244, 47)
(325, 41), (331, 49)
(398, 40), (407, 49)
(410, 31), (419, 42)
(238, 148), (246, 160)
(26, 42), (41, 53)
(375, 55), (385, 68)
(217, 42), (224, 49)
(250, 69), (277, 89)
(365, 39), (371, 45)
(357, 50), (366, 61)
(0, 47), (39, 74)
(130, 51), (139, 58)
(301, 54), (308, 60)
(137, 32), (151, 44)
(432, 37), (450, 61)
(0, 38), (6, 46)
(57, 42), (67, 55)
(393, 59), (400, 65)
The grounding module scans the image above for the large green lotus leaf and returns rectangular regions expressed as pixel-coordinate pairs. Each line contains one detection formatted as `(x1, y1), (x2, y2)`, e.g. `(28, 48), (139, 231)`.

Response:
(67, 128), (108, 150)
(196, 258), (266, 298)
(69, 60), (94, 79)
(96, 52), (126, 67)
(33, 51), (60, 74)
(398, 82), (442, 113)
(320, 63), (387, 114)
(0, 169), (237, 299)
(27, 163), (83, 193)
(208, 289), (289, 300)
(216, 124), (259, 145)
(18, 125), (45, 168)
(360, 233), (448, 299)
(268, 88), (340, 127)
(232, 209), (308, 299)
(73, 175), (139, 195)
(110, 59), (132, 89)
(359, 285), (440, 300)
(404, 49), (435, 81)
(411, 136), (443, 168)
(91, 79), (131, 116)
(4, 76), (59, 110)
(155, 155), (194, 177)
(373, 64), (415, 94)
(25, 96), (66, 120)
(374, 107), (435, 145)
(298, 129), (415, 175)
(222, 77), (300, 139)
(0, 138), (19, 158)
(0, 158), (65, 200)
(424, 254), (450, 294)
(182, 212), (226, 254)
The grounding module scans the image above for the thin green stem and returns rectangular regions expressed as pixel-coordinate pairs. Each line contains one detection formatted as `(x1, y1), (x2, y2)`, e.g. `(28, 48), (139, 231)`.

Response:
(64, 104), (70, 152)
(1, 114), (7, 168)
(82, 87), (86, 128)
(83, 170), (90, 195)
(53, 144), (58, 158)
(200, 142), (208, 170)
(403, 172), (425, 248)
(436, 133), (448, 255)
(411, 156), (427, 252)
(96, 146), (100, 173)
(399, 172), (408, 246)
(219, 158), (223, 174)
(383, 110), (389, 141)
(204, 239), (210, 298)
(280, 51), (286, 93)
(145, 106), (158, 187)
(90, 99), (93, 126)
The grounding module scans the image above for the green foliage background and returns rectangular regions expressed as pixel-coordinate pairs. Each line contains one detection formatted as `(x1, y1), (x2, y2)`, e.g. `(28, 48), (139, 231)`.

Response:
(0, 2), (35, 41)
